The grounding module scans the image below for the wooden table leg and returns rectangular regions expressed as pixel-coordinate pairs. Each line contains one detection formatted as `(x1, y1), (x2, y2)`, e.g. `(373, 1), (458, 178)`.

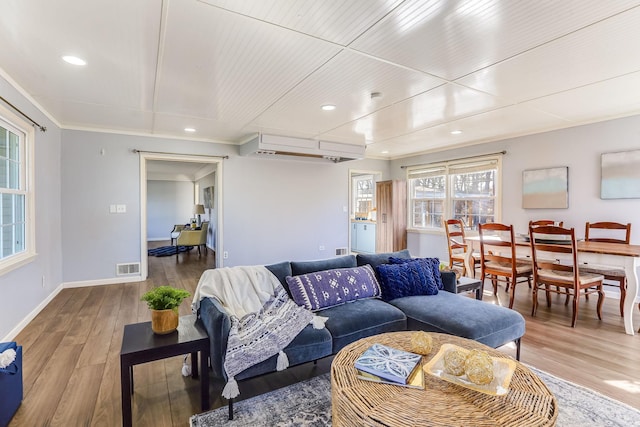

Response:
(120, 357), (132, 427)
(191, 351), (198, 379)
(200, 349), (210, 411)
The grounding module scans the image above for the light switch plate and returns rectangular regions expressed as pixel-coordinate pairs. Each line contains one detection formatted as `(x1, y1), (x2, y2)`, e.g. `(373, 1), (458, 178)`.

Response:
(109, 204), (117, 213)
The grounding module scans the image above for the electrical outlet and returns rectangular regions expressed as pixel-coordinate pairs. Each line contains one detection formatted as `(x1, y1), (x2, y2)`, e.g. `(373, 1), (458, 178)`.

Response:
(223, 251), (229, 259)
(116, 204), (126, 213)
(319, 245), (325, 251)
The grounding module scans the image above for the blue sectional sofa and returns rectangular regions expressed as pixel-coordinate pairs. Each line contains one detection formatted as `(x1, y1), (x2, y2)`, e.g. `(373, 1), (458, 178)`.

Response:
(197, 250), (525, 418)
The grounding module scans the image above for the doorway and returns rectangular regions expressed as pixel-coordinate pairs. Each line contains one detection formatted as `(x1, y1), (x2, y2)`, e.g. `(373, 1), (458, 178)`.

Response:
(349, 169), (382, 254)
(139, 152), (224, 279)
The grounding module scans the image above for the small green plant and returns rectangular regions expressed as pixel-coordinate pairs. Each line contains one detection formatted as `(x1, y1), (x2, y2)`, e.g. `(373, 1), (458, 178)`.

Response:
(141, 286), (191, 312)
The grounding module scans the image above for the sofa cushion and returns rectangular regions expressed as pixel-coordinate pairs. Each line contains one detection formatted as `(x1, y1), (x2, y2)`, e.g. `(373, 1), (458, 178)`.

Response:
(236, 324), (333, 381)
(389, 292), (525, 349)
(266, 261), (293, 295)
(389, 256), (444, 290)
(286, 265), (380, 311)
(291, 255), (357, 276)
(317, 298), (406, 353)
(356, 249), (412, 271)
(376, 261), (438, 301)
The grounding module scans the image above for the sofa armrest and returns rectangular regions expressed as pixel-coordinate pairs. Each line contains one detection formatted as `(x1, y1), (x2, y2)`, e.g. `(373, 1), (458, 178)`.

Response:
(198, 297), (231, 380)
(440, 271), (457, 293)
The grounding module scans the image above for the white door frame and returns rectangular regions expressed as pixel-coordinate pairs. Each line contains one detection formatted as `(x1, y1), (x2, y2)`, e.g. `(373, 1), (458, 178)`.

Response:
(348, 169), (382, 253)
(139, 152), (224, 279)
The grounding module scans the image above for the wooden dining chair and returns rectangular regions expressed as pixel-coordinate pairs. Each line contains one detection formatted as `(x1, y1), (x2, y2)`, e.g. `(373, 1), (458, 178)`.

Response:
(529, 225), (605, 328)
(582, 221), (631, 316)
(478, 223), (532, 309)
(529, 220), (564, 228)
(444, 219), (481, 278)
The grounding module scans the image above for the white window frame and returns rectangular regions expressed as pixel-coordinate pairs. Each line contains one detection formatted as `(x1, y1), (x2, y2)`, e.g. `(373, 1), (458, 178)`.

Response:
(0, 103), (36, 275)
(406, 154), (502, 232)
(352, 174), (375, 219)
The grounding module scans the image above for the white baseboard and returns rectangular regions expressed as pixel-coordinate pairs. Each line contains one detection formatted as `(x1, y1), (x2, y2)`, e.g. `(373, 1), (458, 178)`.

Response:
(2, 283), (64, 342)
(62, 275), (144, 288)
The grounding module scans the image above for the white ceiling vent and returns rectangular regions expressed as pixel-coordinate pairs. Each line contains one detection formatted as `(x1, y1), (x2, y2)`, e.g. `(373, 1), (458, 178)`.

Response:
(117, 263), (141, 276)
(240, 134), (365, 163)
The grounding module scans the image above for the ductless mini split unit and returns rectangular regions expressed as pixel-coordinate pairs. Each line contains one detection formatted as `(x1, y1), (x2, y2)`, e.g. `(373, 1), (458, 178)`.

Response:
(240, 134), (365, 163)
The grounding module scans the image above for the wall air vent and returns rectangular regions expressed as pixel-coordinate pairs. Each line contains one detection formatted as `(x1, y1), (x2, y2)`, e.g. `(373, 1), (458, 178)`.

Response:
(240, 134), (365, 163)
(335, 247), (348, 256)
(117, 263), (141, 276)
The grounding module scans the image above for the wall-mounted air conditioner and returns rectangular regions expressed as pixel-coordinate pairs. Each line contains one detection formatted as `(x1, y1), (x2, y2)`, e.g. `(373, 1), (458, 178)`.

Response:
(239, 134), (365, 163)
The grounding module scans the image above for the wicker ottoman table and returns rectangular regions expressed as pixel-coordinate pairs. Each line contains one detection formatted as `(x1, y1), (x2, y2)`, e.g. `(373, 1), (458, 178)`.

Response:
(331, 332), (557, 427)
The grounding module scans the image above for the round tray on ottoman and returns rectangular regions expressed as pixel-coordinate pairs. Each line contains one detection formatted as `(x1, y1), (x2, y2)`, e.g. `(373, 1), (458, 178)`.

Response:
(331, 332), (558, 427)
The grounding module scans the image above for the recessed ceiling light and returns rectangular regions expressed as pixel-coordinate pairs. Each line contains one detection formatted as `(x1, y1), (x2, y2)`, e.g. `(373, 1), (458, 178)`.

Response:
(184, 127), (196, 132)
(381, 150), (389, 154)
(450, 130), (463, 135)
(62, 55), (87, 66)
(321, 104), (336, 111)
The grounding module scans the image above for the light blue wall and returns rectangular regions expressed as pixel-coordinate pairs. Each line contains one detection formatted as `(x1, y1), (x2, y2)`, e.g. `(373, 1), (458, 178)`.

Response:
(61, 129), (390, 281)
(0, 75), (63, 340)
(60, 130), (236, 282)
(147, 180), (194, 241)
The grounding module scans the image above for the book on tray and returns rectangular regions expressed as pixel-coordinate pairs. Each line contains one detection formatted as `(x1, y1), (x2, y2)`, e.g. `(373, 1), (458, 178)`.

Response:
(354, 343), (422, 386)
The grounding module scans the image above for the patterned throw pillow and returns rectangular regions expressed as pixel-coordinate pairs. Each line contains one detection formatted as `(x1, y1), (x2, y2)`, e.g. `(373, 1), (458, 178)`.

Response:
(376, 261), (438, 301)
(389, 257), (444, 290)
(285, 265), (381, 311)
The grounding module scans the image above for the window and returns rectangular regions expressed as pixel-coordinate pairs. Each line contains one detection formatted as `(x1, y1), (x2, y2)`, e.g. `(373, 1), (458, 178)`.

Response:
(352, 175), (374, 220)
(407, 155), (501, 231)
(0, 107), (34, 274)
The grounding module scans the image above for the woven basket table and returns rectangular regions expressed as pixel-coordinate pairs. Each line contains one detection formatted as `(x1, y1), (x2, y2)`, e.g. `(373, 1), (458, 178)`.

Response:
(331, 332), (557, 427)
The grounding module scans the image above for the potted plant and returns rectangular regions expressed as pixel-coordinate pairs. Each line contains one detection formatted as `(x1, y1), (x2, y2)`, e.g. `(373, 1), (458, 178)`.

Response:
(141, 286), (191, 334)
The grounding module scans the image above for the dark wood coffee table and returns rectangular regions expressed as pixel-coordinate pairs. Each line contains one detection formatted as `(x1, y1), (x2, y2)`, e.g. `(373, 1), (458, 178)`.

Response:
(120, 314), (210, 427)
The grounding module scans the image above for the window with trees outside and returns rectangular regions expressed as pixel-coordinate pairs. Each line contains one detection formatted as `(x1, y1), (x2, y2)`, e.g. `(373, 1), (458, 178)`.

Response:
(0, 108), (35, 274)
(352, 174), (374, 220)
(406, 155), (501, 231)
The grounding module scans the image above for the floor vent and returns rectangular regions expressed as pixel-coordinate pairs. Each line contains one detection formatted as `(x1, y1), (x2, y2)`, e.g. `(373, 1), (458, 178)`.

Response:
(117, 263), (141, 276)
(335, 247), (348, 256)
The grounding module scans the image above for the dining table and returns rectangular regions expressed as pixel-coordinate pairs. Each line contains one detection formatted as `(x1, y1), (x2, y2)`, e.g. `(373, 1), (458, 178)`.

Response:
(464, 235), (640, 335)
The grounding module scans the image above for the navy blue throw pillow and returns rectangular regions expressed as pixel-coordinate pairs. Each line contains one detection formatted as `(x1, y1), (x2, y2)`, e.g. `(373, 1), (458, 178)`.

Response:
(375, 261), (437, 302)
(389, 257), (444, 290)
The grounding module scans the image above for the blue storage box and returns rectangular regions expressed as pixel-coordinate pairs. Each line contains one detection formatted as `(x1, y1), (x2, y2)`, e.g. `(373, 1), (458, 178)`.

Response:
(0, 342), (23, 427)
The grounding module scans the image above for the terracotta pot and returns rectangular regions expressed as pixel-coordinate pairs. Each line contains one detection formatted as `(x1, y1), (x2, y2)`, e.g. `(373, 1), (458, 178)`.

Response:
(150, 309), (179, 334)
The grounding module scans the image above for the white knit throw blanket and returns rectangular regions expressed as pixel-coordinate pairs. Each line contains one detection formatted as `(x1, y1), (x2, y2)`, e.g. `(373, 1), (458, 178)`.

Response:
(192, 266), (326, 399)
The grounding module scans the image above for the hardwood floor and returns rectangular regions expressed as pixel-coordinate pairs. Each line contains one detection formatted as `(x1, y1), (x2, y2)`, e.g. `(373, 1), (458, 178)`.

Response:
(9, 248), (640, 426)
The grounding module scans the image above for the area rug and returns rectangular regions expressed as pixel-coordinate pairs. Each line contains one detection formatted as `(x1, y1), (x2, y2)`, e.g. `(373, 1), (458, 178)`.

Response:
(148, 245), (193, 257)
(190, 368), (640, 426)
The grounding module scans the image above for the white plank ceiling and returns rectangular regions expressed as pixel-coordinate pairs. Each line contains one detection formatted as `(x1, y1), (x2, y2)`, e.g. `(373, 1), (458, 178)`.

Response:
(1, 0), (639, 159)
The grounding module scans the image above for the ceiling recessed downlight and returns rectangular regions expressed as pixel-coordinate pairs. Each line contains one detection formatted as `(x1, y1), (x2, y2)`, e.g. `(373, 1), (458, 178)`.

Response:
(321, 104), (336, 111)
(381, 150), (389, 154)
(450, 130), (463, 135)
(62, 55), (87, 66)
(184, 127), (196, 132)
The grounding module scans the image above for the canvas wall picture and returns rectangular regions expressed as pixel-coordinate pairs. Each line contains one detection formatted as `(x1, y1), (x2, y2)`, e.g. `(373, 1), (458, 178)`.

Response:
(203, 186), (214, 209)
(601, 150), (640, 199)
(522, 167), (568, 209)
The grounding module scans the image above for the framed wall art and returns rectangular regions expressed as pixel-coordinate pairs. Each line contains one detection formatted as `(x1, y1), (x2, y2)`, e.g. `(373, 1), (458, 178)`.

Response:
(522, 167), (568, 209)
(203, 186), (214, 209)
(601, 149), (640, 199)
